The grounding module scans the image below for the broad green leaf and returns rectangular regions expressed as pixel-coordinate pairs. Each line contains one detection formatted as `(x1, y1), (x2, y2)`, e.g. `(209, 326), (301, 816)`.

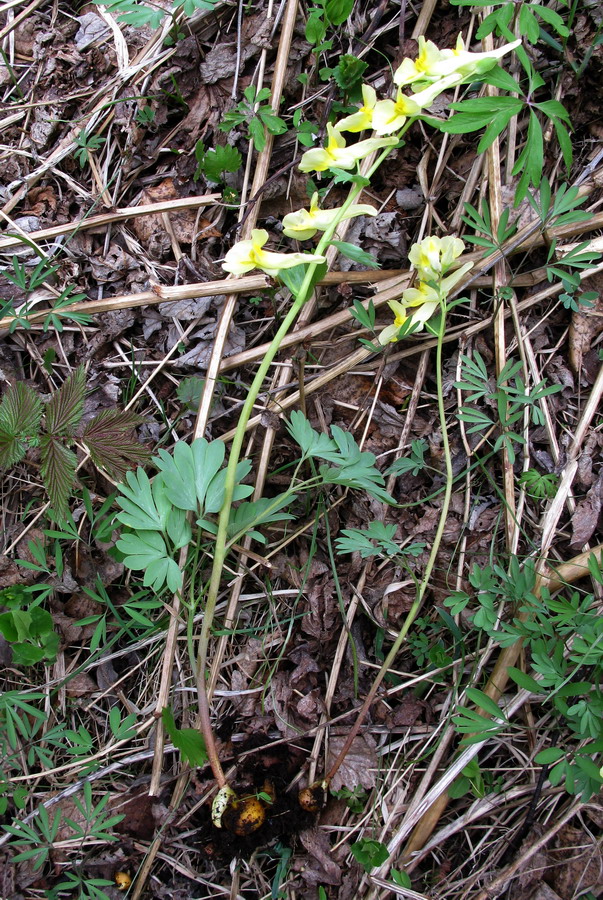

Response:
(532, 3), (569, 37)
(329, 241), (380, 268)
(465, 687), (506, 719)
(512, 109), (543, 200)
(305, 10), (326, 45)
(258, 109), (287, 135)
(477, 106), (519, 153)
(534, 747), (565, 765)
(248, 116), (266, 152)
(482, 65), (524, 94)
(507, 667), (546, 693)
(325, 0), (354, 25)
(535, 99), (572, 124)
(162, 707), (207, 766)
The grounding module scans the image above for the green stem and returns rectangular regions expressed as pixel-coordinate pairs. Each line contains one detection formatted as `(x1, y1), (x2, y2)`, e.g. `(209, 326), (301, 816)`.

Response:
(325, 294), (454, 785)
(196, 126), (413, 786)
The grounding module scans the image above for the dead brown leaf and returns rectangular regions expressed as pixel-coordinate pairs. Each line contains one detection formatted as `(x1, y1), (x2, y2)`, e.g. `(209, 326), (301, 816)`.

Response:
(133, 178), (203, 245)
(297, 827), (341, 886)
(569, 276), (603, 380)
(326, 732), (377, 792)
(547, 823), (603, 898)
(64, 671), (97, 698)
(570, 474), (603, 548)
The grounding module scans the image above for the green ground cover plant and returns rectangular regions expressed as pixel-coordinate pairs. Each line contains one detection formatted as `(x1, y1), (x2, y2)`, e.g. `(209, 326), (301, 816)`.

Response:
(1, 0), (603, 897)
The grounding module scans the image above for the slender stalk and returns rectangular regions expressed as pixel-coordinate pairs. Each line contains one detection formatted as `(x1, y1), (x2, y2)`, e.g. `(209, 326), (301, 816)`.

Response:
(196, 129), (413, 786)
(325, 296), (454, 786)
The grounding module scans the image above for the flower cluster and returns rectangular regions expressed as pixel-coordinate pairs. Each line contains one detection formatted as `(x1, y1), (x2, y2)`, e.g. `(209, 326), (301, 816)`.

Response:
(378, 236), (473, 344)
(222, 35), (518, 280)
(300, 34), (519, 170)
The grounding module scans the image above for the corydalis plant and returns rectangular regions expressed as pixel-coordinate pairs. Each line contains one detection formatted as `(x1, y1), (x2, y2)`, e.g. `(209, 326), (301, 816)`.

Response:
(0, 367), (149, 515)
(378, 235), (473, 343)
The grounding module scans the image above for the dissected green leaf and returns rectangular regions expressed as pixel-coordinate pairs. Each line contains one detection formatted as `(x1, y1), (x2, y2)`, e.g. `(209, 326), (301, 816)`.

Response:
(287, 410), (340, 460)
(335, 522), (399, 558)
(153, 438), (225, 512)
(228, 493), (296, 544)
(116, 530), (182, 593)
(116, 469), (169, 531)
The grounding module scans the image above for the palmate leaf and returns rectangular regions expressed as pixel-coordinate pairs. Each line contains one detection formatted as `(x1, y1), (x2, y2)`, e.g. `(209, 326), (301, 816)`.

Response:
(0, 382), (43, 468)
(153, 439), (225, 512)
(153, 439), (253, 514)
(116, 530), (183, 593)
(44, 366), (85, 437)
(39, 435), (77, 515)
(82, 408), (150, 480)
(115, 469), (170, 531)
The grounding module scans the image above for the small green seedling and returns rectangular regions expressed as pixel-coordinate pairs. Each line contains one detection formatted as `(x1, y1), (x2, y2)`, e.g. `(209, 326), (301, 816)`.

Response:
(194, 141), (242, 184)
(219, 86), (288, 152)
(350, 838), (390, 872)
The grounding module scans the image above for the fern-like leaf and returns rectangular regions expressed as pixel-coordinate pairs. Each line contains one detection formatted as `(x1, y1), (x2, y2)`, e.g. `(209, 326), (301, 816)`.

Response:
(82, 409), (150, 480)
(44, 367), (86, 437)
(39, 435), (77, 515)
(0, 383), (43, 468)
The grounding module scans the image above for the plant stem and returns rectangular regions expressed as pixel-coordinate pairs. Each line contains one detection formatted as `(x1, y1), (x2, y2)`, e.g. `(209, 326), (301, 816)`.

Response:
(196, 133), (411, 787)
(325, 296), (454, 786)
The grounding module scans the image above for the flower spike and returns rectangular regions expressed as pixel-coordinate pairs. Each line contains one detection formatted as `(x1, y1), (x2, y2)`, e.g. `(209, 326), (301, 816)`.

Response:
(394, 34), (521, 90)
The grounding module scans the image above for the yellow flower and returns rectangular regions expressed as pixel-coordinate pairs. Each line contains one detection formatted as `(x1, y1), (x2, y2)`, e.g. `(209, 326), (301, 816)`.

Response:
(408, 235), (465, 281)
(378, 287), (440, 344)
(394, 37), (447, 88)
(394, 34), (520, 89)
(222, 229), (325, 277)
(372, 80), (447, 135)
(335, 84), (378, 133)
(299, 123), (397, 173)
(435, 34), (521, 81)
(282, 192), (377, 240)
